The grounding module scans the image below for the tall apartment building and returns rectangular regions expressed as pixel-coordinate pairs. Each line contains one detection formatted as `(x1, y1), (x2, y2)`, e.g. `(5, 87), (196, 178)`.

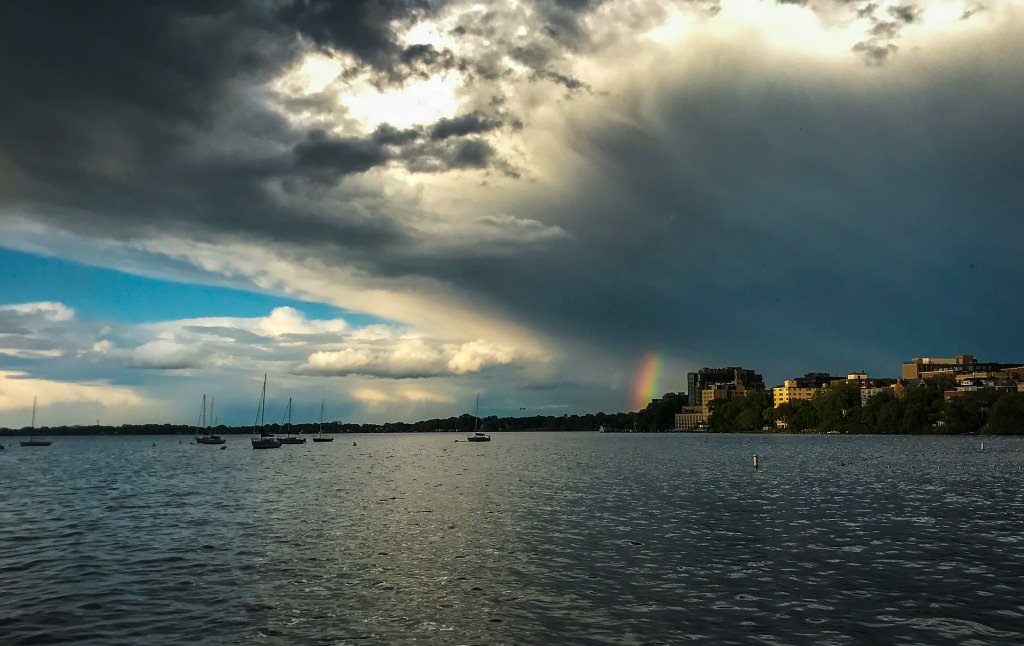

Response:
(676, 368), (763, 430)
(686, 367), (764, 406)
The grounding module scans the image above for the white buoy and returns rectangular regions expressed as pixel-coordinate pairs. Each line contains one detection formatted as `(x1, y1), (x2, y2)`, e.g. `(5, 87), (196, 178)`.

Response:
(753, 454), (759, 470)
(981, 441), (985, 450)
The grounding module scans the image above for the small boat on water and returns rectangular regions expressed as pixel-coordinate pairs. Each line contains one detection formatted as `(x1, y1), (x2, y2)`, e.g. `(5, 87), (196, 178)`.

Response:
(195, 394), (226, 445)
(251, 374), (281, 449)
(312, 400), (333, 442)
(278, 397), (306, 444)
(21, 397), (51, 447)
(465, 393), (491, 442)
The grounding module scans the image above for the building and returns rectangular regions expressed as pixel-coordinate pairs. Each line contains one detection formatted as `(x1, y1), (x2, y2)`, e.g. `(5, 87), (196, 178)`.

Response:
(943, 372), (1022, 401)
(687, 367), (764, 406)
(891, 377), (927, 399)
(860, 386), (889, 406)
(674, 406), (706, 431)
(772, 373), (843, 408)
(676, 370), (759, 430)
(773, 380), (820, 407)
(902, 354), (1023, 380)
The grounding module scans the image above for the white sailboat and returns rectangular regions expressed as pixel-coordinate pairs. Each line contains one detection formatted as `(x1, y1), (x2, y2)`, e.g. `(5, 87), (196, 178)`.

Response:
(21, 397), (51, 447)
(251, 374), (281, 449)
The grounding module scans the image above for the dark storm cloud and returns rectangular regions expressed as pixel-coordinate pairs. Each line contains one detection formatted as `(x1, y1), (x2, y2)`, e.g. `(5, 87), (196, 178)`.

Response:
(852, 41), (899, 66)
(889, 4), (921, 23)
(292, 130), (391, 177)
(851, 2), (921, 64)
(3, 0), (1023, 401)
(429, 112), (502, 140)
(276, 0), (601, 87)
(0, 0), (525, 259)
(277, 0), (444, 68)
(412, 30), (1024, 385)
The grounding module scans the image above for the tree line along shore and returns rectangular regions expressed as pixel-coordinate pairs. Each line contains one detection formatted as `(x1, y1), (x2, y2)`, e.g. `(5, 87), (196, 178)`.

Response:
(3, 381), (1022, 436)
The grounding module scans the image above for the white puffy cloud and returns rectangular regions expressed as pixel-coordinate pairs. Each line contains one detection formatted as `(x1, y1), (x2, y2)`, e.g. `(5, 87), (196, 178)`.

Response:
(0, 370), (144, 413)
(118, 340), (205, 370)
(447, 340), (520, 374)
(0, 301), (75, 321)
(302, 335), (523, 378)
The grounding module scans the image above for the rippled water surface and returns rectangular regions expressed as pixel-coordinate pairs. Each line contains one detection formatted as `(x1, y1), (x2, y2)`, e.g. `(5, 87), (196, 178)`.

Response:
(3, 432), (1024, 644)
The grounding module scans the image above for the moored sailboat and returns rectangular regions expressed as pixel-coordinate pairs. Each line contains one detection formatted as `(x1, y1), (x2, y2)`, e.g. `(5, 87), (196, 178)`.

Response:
(312, 399), (333, 442)
(20, 397), (51, 447)
(195, 395), (226, 445)
(278, 397), (306, 444)
(466, 393), (491, 442)
(251, 374), (281, 449)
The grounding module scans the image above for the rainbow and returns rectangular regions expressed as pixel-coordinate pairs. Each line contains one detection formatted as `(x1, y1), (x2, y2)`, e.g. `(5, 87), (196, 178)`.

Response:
(631, 352), (662, 411)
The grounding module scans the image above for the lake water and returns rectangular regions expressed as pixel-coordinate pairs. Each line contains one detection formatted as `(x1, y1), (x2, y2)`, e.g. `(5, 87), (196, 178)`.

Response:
(2, 432), (1023, 645)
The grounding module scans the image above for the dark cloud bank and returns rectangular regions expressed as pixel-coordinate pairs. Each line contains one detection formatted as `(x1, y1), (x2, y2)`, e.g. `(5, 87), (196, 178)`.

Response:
(1, 1), (1023, 392)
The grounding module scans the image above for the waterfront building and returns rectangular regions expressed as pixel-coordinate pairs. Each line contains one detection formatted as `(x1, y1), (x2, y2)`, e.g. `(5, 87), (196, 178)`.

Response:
(676, 371), (757, 430)
(687, 367), (764, 406)
(902, 354), (1023, 380)
(772, 372), (843, 408)
(674, 406), (706, 431)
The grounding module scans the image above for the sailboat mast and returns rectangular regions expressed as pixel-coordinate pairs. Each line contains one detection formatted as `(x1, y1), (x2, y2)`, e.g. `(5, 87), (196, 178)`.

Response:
(319, 399), (324, 433)
(201, 394), (207, 428)
(474, 392), (479, 432)
(209, 397), (214, 429)
(254, 373), (267, 433)
(287, 397), (292, 433)
(260, 375), (267, 429)
(31, 396), (36, 429)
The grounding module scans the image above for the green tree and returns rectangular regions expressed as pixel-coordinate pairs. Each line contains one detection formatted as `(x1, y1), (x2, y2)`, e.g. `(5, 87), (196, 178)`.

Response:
(898, 384), (945, 434)
(944, 389), (1003, 434)
(813, 381), (863, 433)
(707, 391), (772, 432)
(861, 391), (901, 434)
(775, 399), (819, 432)
(986, 392), (1024, 435)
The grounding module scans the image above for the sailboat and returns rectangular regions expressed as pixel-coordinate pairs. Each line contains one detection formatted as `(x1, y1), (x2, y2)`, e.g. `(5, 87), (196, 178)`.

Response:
(466, 392), (491, 442)
(21, 397), (51, 447)
(251, 374), (281, 449)
(313, 399), (333, 442)
(196, 395), (226, 444)
(278, 397), (306, 444)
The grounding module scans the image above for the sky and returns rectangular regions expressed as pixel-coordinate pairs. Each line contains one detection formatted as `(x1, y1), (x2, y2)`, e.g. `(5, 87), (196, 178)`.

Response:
(1, 0), (1022, 428)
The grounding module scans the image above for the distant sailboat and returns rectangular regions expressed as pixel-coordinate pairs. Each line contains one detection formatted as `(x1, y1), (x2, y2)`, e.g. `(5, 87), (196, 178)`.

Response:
(251, 374), (281, 449)
(279, 397), (306, 444)
(195, 394), (226, 445)
(313, 400), (333, 442)
(21, 397), (51, 447)
(466, 392), (490, 442)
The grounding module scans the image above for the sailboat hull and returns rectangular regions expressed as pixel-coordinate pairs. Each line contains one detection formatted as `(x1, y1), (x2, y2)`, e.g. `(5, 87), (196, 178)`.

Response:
(196, 435), (226, 445)
(279, 437), (306, 444)
(251, 437), (281, 449)
(20, 439), (52, 446)
(312, 436), (334, 442)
